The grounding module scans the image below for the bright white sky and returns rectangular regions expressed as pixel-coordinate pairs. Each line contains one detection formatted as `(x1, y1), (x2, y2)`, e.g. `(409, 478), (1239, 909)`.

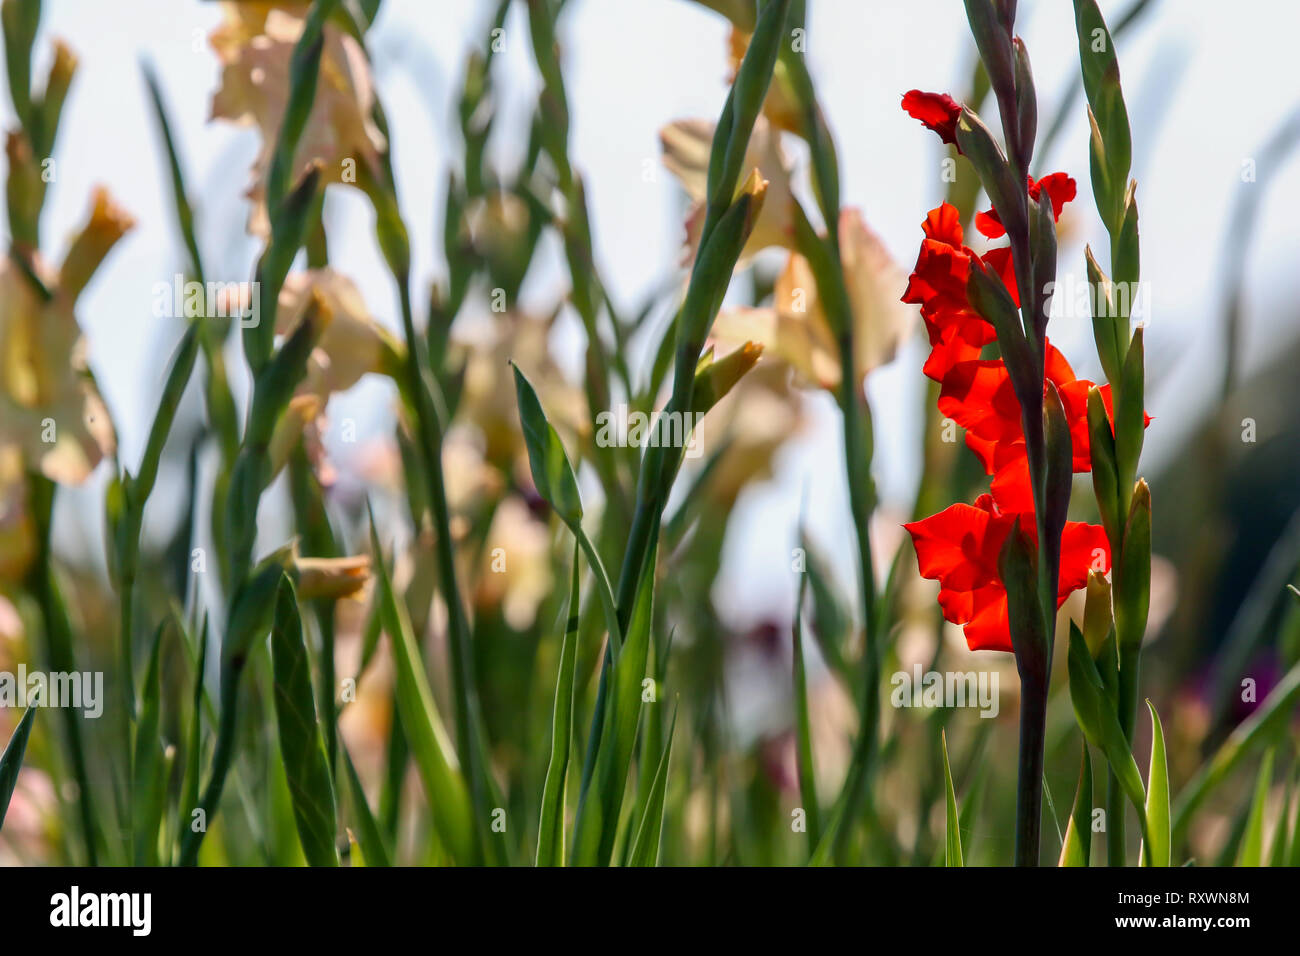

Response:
(13, 0), (1300, 628)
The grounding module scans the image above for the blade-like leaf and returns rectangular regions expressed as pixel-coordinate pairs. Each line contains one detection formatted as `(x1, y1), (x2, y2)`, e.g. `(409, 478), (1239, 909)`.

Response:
(623, 628), (675, 864)
(536, 541), (582, 867)
(175, 618), (208, 862)
(1059, 746), (1093, 867)
(1235, 749), (1275, 867)
(141, 62), (204, 278)
(1268, 768), (1294, 868)
(800, 534), (850, 679)
(627, 703), (678, 867)
(132, 619), (169, 866)
(340, 740), (391, 867)
(1286, 766), (1300, 867)
(270, 574), (339, 866)
(1141, 700), (1170, 866)
(511, 362), (583, 528)
(792, 580), (821, 850)
(941, 730), (963, 867)
(1066, 623), (1146, 820)
(571, 541), (657, 866)
(511, 363), (622, 654)
(367, 506), (477, 864)
(0, 707), (37, 830)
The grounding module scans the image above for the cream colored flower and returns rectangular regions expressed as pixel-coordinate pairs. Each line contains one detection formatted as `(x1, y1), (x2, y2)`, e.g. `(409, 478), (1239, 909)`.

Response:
(697, 360), (805, 507)
(266, 271), (403, 480)
(0, 187), (129, 484)
(710, 208), (916, 393)
(442, 429), (504, 517)
(268, 391), (326, 479)
(278, 268), (402, 397)
(209, 2), (386, 236)
(473, 496), (554, 631)
(660, 115), (794, 263)
(452, 310), (588, 469)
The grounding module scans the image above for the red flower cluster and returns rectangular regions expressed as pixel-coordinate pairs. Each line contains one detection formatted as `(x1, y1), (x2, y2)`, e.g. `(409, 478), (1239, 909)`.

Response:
(900, 176), (1076, 385)
(900, 201), (1123, 649)
(939, 340), (1102, 514)
(898, 100), (1128, 652)
(906, 494), (1108, 653)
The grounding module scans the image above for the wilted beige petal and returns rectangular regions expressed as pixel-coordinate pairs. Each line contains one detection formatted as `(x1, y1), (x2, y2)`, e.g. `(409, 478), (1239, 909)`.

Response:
(474, 496), (553, 631)
(773, 252), (840, 386)
(268, 392), (323, 478)
(839, 208), (916, 380)
(36, 377), (115, 484)
(59, 186), (136, 304)
(700, 363), (804, 505)
(210, 3), (386, 237)
(711, 250), (840, 391)
(295, 553), (372, 601)
(660, 118), (713, 203)
(661, 116), (794, 263)
(0, 261), (116, 484)
(453, 310), (587, 469)
(706, 210), (914, 397)
(279, 268), (401, 396)
(442, 429), (502, 515)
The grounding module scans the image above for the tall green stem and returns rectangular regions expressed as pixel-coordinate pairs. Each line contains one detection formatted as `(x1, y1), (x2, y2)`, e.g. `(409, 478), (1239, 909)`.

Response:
(1015, 673), (1048, 865)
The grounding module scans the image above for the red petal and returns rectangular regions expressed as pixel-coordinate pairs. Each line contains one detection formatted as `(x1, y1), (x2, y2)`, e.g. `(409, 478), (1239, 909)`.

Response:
(937, 586), (975, 626)
(924, 335), (981, 382)
(963, 433), (999, 475)
(901, 90), (963, 148)
(1056, 378), (1095, 471)
(1043, 342), (1077, 388)
(904, 502), (1005, 592)
(938, 359), (1023, 444)
(990, 456), (1035, 514)
(1058, 521), (1111, 599)
(974, 208), (1006, 239)
(902, 239), (971, 307)
(1030, 172), (1077, 220)
(977, 173), (1077, 238)
(921, 313), (995, 382)
(922, 203), (965, 247)
(962, 585), (1014, 653)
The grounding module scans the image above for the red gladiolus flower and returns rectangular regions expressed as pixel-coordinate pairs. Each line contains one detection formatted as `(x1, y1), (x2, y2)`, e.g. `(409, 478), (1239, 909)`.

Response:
(901, 205), (991, 381)
(938, 342), (1105, 512)
(901, 90), (963, 150)
(937, 342), (1152, 513)
(904, 494), (1110, 653)
(901, 203), (1020, 382)
(974, 172), (1077, 239)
